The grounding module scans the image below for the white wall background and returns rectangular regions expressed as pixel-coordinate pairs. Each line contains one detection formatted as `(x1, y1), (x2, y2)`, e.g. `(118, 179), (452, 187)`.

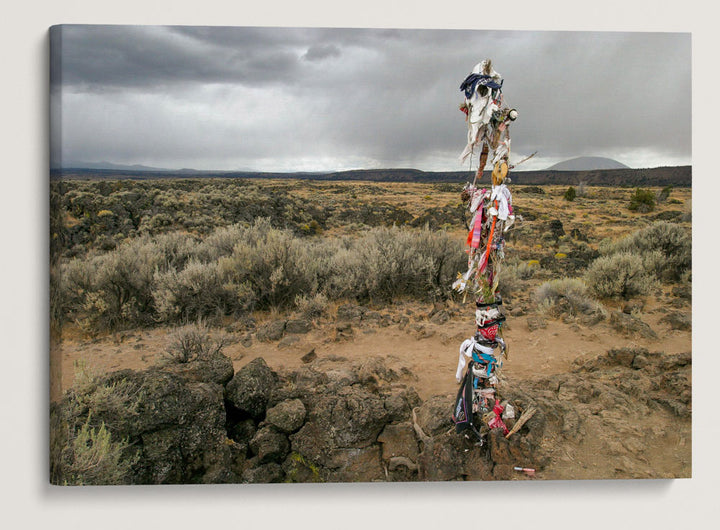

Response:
(1, 2), (715, 529)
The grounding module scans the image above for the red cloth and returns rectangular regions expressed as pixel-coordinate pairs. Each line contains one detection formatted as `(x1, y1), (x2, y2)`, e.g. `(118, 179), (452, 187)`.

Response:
(488, 401), (509, 435)
(478, 323), (499, 341)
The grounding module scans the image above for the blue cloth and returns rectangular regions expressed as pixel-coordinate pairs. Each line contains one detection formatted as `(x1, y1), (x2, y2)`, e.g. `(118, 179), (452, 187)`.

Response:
(460, 74), (503, 99)
(471, 352), (498, 376)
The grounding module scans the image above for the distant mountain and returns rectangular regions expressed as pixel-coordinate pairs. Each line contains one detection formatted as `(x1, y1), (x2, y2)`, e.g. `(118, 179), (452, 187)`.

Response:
(547, 157), (630, 171)
(60, 160), (176, 172)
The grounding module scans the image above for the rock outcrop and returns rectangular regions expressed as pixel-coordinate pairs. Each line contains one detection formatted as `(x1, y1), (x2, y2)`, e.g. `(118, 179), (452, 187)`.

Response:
(51, 346), (691, 484)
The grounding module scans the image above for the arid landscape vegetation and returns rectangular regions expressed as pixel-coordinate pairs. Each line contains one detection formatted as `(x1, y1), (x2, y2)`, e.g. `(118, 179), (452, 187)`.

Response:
(49, 174), (691, 484)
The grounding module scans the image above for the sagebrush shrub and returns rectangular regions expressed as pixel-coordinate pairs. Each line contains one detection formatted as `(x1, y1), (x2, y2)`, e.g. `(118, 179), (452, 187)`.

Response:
(153, 259), (247, 322)
(163, 321), (228, 364)
(153, 232), (199, 270)
(65, 238), (165, 330)
(194, 224), (247, 262)
(54, 218), (469, 331)
(294, 293), (329, 319)
(50, 364), (141, 485)
(599, 221), (690, 281)
(50, 415), (138, 485)
(328, 226), (465, 302)
(535, 277), (603, 316)
(219, 219), (326, 309)
(585, 252), (655, 299)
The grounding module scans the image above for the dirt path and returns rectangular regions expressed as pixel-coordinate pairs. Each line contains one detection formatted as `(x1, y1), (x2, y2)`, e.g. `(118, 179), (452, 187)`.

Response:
(52, 301), (691, 402)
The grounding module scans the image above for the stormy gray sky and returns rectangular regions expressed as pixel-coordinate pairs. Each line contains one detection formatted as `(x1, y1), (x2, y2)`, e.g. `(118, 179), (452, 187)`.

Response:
(50, 25), (691, 172)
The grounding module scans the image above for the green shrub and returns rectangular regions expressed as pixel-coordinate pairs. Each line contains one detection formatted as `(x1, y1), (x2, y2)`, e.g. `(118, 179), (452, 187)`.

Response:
(82, 240), (164, 330)
(50, 414), (138, 485)
(628, 188), (656, 212)
(328, 226), (465, 303)
(294, 293), (330, 319)
(656, 185), (673, 203)
(163, 321), (228, 364)
(219, 218), (326, 309)
(194, 224), (247, 262)
(599, 221), (690, 281)
(563, 186), (576, 201)
(50, 364), (141, 485)
(153, 260), (248, 323)
(585, 252), (655, 299)
(535, 278), (603, 317)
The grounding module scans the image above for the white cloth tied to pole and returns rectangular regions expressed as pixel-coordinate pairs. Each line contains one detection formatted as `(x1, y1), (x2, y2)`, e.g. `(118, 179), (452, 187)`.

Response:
(456, 338), (495, 382)
(490, 184), (513, 221)
(459, 61), (503, 163)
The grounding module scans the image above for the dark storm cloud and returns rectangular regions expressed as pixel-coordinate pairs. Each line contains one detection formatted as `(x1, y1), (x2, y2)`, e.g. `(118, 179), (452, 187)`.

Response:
(51, 25), (691, 171)
(302, 44), (342, 62)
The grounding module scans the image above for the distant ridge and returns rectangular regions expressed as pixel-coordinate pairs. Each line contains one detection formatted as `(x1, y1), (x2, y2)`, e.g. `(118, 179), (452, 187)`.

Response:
(547, 156), (630, 171)
(52, 165), (692, 188)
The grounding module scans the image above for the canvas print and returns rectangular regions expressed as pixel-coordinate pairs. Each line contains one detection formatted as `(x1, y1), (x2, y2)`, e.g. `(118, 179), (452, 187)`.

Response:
(49, 25), (691, 485)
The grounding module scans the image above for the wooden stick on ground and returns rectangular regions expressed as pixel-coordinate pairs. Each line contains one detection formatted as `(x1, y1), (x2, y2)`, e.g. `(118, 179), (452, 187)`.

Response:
(505, 406), (536, 439)
(412, 407), (431, 444)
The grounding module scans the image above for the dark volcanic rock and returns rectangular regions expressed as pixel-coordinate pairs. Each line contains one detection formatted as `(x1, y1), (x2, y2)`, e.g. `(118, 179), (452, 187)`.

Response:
(609, 311), (657, 339)
(417, 430), (469, 481)
(336, 304), (366, 322)
(286, 319), (312, 334)
(415, 395), (453, 437)
(168, 352), (234, 386)
(249, 426), (290, 464)
(265, 399), (307, 433)
(322, 387), (389, 447)
(289, 420), (335, 467)
(334, 322), (354, 341)
(225, 357), (276, 418)
(277, 335), (300, 349)
(430, 310), (451, 325)
(660, 311), (691, 331)
(282, 453), (324, 483)
(256, 320), (286, 341)
(289, 386), (389, 468)
(384, 387), (422, 423)
(300, 349), (317, 364)
(241, 460), (284, 483)
(326, 446), (385, 483)
(83, 368), (233, 484)
(377, 422), (419, 462)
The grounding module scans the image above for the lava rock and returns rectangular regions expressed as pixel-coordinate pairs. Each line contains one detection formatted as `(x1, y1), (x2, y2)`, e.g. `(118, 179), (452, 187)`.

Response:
(377, 422), (419, 462)
(300, 349), (317, 364)
(286, 319), (312, 334)
(660, 311), (691, 331)
(256, 320), (286, 342)
(415, 395), (453, 437)
(265, 399), (307, 434)
(249, 426), (290, 464)
(225, 357), (276, 418)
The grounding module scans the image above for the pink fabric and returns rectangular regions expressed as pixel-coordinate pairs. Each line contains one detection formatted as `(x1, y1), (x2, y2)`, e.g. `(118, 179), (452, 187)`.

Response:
(470, 213), (483, 249)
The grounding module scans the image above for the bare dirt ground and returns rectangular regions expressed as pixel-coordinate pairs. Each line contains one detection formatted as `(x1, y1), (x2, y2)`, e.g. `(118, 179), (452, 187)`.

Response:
(51, 291), (691, 481)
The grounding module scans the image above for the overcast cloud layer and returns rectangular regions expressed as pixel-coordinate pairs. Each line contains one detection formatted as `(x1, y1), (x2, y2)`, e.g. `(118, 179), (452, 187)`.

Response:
(50, 25), (691, 171)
